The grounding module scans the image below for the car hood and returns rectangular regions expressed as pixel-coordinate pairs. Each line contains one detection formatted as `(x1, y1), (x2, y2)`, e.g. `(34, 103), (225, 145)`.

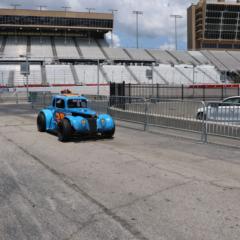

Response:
(69, 108), (97, 116)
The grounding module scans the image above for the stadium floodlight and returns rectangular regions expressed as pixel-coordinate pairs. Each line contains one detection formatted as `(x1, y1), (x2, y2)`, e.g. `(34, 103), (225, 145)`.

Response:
(38, 5), (47, 11)
(132, 10), (143, 48)
(86, 8), (95, 13)
(10, 4), (21, 9)
(108, 9), (118, 48)
(170, 14), (183, 50)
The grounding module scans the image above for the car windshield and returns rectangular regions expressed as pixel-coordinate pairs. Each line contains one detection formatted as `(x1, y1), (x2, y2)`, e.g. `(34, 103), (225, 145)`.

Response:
(68, 99), (87, 108)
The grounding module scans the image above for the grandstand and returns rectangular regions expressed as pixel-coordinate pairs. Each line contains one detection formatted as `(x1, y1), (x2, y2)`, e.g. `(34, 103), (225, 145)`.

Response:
(0, 7), (240, 91)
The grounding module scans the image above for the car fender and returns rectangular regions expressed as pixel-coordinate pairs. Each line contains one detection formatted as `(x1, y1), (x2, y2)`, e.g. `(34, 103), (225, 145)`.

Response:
(97, 114), (115, 131)
(40, 109), (53, 130)
(64, 115), (88, 132)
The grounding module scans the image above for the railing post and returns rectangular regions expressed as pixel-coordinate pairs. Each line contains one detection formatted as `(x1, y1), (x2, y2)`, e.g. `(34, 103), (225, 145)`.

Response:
(144, 98), (148, 131)
(221, 84), (224, 100)
(201, 101), (208, 143)
(203, 85), (205, 101)
(181, 84), (184, 100)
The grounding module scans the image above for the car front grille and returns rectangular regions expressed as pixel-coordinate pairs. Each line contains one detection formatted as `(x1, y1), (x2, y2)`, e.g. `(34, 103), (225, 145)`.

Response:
(88, 118), (97, 133)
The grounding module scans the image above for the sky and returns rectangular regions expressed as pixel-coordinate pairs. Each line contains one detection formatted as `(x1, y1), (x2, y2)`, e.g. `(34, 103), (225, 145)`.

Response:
(0, 0), (198, 50)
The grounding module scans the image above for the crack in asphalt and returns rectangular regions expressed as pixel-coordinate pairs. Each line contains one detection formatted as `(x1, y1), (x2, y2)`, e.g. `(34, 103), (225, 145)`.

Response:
(3, 135), (149, 240)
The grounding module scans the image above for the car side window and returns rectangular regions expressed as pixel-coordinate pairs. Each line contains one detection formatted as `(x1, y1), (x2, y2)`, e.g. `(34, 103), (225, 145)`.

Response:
(56, 99), (65, 109)
(223, 98), (239, 104)
(52, 99), (56, 107)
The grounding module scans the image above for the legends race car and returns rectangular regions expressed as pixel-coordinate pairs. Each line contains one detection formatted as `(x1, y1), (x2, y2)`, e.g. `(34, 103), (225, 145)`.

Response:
(37, 94), (115, 142)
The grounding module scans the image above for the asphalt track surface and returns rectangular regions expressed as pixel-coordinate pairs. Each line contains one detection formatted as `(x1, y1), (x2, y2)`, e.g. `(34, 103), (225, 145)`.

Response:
(0, 104), (240, 240)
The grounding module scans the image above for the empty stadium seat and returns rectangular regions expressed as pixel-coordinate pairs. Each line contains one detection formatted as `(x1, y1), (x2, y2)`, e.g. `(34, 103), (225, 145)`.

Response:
(30, 37), (53, 59)
(54, 37), (80, 59)
(168, 51), (199, 65)
(103, 65), (134, 83)
(77, 38), (106, 60)
(102, 48), (131, 61)
(74, 65), (107, 84)
(3, 36), (27, 59)
(146, 50), (178, 64)
(124, 48), (153, 61)
(45, 65), (75, 85)
(0, 64), (42, 86)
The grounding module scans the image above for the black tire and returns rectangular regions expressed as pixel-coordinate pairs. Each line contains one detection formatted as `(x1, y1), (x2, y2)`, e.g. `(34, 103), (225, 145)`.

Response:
(58, 118), (73, 142)
(37, 112), (46, 132)
(102, 127), (115, 139)
(197, 112), (206, 120)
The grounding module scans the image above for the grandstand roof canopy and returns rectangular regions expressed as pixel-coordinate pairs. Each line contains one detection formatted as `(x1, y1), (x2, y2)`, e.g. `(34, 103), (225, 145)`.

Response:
(0, 9), (113, 20)
(0, 8), (113, 37)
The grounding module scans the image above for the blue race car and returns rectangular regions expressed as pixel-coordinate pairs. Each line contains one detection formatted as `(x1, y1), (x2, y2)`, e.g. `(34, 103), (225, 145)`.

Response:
(37, 93), (115, 142)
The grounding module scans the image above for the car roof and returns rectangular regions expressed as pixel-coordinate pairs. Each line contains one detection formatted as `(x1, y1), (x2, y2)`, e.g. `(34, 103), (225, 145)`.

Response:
(224, 96), (240, 100)
(54, 94), (88, 101)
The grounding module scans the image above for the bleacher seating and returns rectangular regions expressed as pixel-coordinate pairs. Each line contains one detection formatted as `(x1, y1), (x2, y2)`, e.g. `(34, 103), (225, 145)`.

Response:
(3, 36), (27, 59)
(0, 64), (42, 86)
(197, 65), (221, 84)
(102, 48), (131, 61)
(128, 65), (169, 84)
(76, 38), (105, 60)
(146, 50), (178, 64)
(54, 37), (79, 59)
(74, 65), (107, 84)
(209, 51), (240, 72)
(0, 35), (238, 86)
(30, 37), (53, 59)
(201, 50), (229, 72)
(124, 48), (153, 61)
(103, 65), (135, 83)
(188, 51), (210, 65)
(168, 51), (199, 65)
(45, 65), (74, 85)
(228, 51), (240, 63)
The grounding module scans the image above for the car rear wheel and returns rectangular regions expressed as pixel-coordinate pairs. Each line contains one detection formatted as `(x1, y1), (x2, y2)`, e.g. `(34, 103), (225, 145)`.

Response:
(58, 119), (73, 142)
(37, 112), (46, 132)
(102, 127), (115, 138)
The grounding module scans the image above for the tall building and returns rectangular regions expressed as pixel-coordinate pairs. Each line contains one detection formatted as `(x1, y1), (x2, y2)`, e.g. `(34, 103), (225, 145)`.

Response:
(187, 0), (240, 50)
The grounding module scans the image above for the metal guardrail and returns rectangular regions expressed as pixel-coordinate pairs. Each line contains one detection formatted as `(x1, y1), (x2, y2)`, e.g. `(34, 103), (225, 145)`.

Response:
(30, 94), (240, 142)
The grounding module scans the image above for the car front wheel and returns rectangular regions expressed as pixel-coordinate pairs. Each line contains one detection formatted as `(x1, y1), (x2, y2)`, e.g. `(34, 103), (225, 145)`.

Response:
(58, 119), (73, 142)
(102, 127), (115, 138)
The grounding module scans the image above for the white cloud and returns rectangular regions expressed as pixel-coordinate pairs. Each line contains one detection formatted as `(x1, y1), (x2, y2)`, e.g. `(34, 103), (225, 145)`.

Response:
(159, 42), (175, 50)
(105, 32), (121, 47)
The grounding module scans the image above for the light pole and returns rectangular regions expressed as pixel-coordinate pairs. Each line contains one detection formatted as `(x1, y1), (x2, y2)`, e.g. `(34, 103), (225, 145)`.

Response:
(170, 14), (183, 50)
(132, 10), (143, 48)
(62, 6), (71, 44)
(20, 54), (30, 99)
(11, 4), (21, 43)
(38, 5), (47, 10)
(38, 5), (47, 43)
(86, 8), (95, 13)
(108, 9), (118, 48)
(86, 8), (96, 45)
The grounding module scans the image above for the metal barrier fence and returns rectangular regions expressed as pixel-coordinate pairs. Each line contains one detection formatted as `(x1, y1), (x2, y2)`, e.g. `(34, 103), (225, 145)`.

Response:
(111, 82), (240, 101)
(30, 93), (240, 142)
